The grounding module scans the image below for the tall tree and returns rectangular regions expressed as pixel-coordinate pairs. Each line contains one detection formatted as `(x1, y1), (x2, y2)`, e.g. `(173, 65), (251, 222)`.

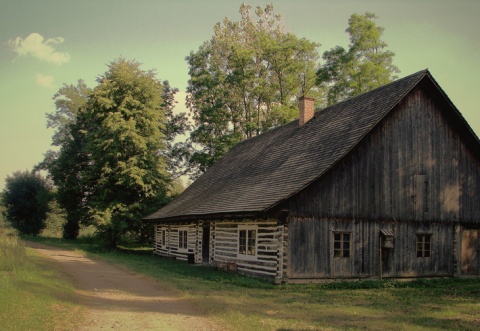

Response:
(2, 171), (51, 236)
(317, 12), (399, 105)
(80, 58), (171, 247)
(186, 4), (320, 173)
(40, 66), (187, 241)
(38, 80), (92, 239)
(159, 80), (191, 179)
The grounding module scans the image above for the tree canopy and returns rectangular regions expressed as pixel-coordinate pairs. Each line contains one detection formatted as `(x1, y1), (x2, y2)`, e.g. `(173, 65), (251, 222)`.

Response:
(316, 12), (399, 105)
(185, 4), (320, 173)
(39, 59), (187, 245)
(78, 59), (180, 246)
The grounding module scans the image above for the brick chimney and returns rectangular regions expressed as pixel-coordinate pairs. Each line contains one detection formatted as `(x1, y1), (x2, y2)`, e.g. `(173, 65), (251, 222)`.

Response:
(299, 96), (315, 127)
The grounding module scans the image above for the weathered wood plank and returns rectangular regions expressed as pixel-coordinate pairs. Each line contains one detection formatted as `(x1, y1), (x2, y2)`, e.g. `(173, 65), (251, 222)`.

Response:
(284, 85), (480, 223)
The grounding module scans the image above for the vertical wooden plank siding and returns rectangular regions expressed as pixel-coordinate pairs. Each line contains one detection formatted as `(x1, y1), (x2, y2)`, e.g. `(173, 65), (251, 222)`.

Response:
(392, 222), (454, 277)
(279, 84), (477, 279)
(285, 85), (480, 222)
(288, 218), (455, 279)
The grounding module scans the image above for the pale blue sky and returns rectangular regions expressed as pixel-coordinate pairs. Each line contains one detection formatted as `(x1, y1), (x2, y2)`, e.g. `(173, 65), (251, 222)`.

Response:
(1, 0), (479, 190)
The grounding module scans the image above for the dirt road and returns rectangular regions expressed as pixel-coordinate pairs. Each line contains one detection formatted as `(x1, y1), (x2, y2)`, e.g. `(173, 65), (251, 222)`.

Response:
(25, 242), (222, 331)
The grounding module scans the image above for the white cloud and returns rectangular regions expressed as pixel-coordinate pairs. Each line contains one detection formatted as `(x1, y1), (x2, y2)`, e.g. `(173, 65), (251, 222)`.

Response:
(8, 32), (70, 64)
(35, 73), (55, 88)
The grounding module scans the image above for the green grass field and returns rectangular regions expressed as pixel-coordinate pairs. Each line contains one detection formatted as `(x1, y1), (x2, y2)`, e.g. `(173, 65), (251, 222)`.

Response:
(0, 228), (83, 331)
(27, 236), (480, 331)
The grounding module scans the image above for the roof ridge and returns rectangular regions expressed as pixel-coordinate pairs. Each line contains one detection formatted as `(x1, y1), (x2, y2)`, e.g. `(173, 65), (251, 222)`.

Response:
(231, 70), (430, 152)
(315, 69), (429, 115)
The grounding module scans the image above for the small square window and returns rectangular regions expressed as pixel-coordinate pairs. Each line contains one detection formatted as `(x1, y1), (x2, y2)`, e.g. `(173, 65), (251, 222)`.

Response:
(416, 234), (431, 258)
(333, 232), (351, 258)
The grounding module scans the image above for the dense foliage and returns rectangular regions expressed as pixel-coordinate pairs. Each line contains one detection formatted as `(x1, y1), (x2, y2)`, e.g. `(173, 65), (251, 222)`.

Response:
(185, 4), (320, 173)
(80, 59), (172, 247)
(39, 59), (187, 246)
(39, 80), (92, 239)
(183, 8), (399, 175)
(2, 171), (51, 235)
(316, 12), (399, 105)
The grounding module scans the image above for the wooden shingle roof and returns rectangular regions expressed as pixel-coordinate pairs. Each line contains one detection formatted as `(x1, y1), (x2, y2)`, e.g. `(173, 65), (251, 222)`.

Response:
(145, 69), (473, 222)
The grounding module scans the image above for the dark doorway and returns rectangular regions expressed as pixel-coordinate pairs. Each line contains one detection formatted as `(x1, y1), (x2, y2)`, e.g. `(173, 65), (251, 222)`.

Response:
(202, 224), (210, 263)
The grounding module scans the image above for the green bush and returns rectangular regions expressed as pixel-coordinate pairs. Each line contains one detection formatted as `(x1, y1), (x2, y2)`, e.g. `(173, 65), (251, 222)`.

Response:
(3, 171), (51, 236)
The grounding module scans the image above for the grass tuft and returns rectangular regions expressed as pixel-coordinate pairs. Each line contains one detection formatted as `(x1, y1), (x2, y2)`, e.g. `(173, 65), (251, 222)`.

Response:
(0, 225), (25, 273)
(0, 227), (83, 330)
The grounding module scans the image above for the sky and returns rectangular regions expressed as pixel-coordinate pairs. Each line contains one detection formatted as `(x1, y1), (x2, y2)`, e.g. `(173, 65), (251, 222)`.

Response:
(1, 0), (479, 190)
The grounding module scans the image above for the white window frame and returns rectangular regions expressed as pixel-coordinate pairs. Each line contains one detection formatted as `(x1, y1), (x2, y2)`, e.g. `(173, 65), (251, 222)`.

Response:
(237, 225), (258, 260)
(178, 228), (189, 251)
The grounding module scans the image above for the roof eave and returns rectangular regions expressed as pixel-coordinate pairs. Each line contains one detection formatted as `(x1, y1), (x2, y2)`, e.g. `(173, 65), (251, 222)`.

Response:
(143, 210), (266, 224)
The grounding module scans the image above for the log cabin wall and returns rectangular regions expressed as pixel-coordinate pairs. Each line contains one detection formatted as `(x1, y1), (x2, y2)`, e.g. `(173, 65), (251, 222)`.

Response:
(154, 224), (167, 255)
(154, 220), (284, 280)
(211, 220), (283, 279)
(154, 223), (203, 262)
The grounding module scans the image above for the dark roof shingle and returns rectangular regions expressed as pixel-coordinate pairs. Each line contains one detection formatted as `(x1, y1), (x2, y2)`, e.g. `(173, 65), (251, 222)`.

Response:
(145, 70), (431, 221)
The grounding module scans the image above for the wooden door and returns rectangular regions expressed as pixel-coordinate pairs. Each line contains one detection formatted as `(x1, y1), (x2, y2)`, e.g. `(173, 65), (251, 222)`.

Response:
(461, 229), (479, 275)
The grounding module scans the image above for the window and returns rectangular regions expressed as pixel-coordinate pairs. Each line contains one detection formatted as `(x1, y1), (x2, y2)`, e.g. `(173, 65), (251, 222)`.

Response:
(238, 227), (257, 256)
(161, 229), (166, 246)
(178, 230), (188, 249)
(416, 234), (431, 258)
(333, 232), (351, 258)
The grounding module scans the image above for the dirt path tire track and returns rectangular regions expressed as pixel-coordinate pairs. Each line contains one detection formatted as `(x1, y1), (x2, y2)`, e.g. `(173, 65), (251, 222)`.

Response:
(24, 241), (222, 331)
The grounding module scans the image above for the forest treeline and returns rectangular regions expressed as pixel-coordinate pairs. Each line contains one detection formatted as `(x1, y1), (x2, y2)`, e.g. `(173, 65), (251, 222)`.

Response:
(1, 4), (399, 246)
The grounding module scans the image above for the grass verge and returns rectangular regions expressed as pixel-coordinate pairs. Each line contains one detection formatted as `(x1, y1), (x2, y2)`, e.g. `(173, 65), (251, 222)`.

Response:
(0, 229), (83, 331)
(27, 236), (480, 331)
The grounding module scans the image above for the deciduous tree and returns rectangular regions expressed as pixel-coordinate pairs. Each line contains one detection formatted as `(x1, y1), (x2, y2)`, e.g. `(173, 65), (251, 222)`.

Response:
(40, 62), (187, 242)
(80, 58), (172, 247)
(186, 4), (320, 173)
(38, 80), (92, 239)
(317, 12), (399, 105)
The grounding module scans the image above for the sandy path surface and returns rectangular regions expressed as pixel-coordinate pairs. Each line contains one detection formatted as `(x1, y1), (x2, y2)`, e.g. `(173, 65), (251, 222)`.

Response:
(25, 241), (222, 331)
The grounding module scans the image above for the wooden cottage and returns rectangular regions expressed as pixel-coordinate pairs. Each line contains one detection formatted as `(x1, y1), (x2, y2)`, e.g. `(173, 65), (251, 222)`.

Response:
(144, 70), (480, 282)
